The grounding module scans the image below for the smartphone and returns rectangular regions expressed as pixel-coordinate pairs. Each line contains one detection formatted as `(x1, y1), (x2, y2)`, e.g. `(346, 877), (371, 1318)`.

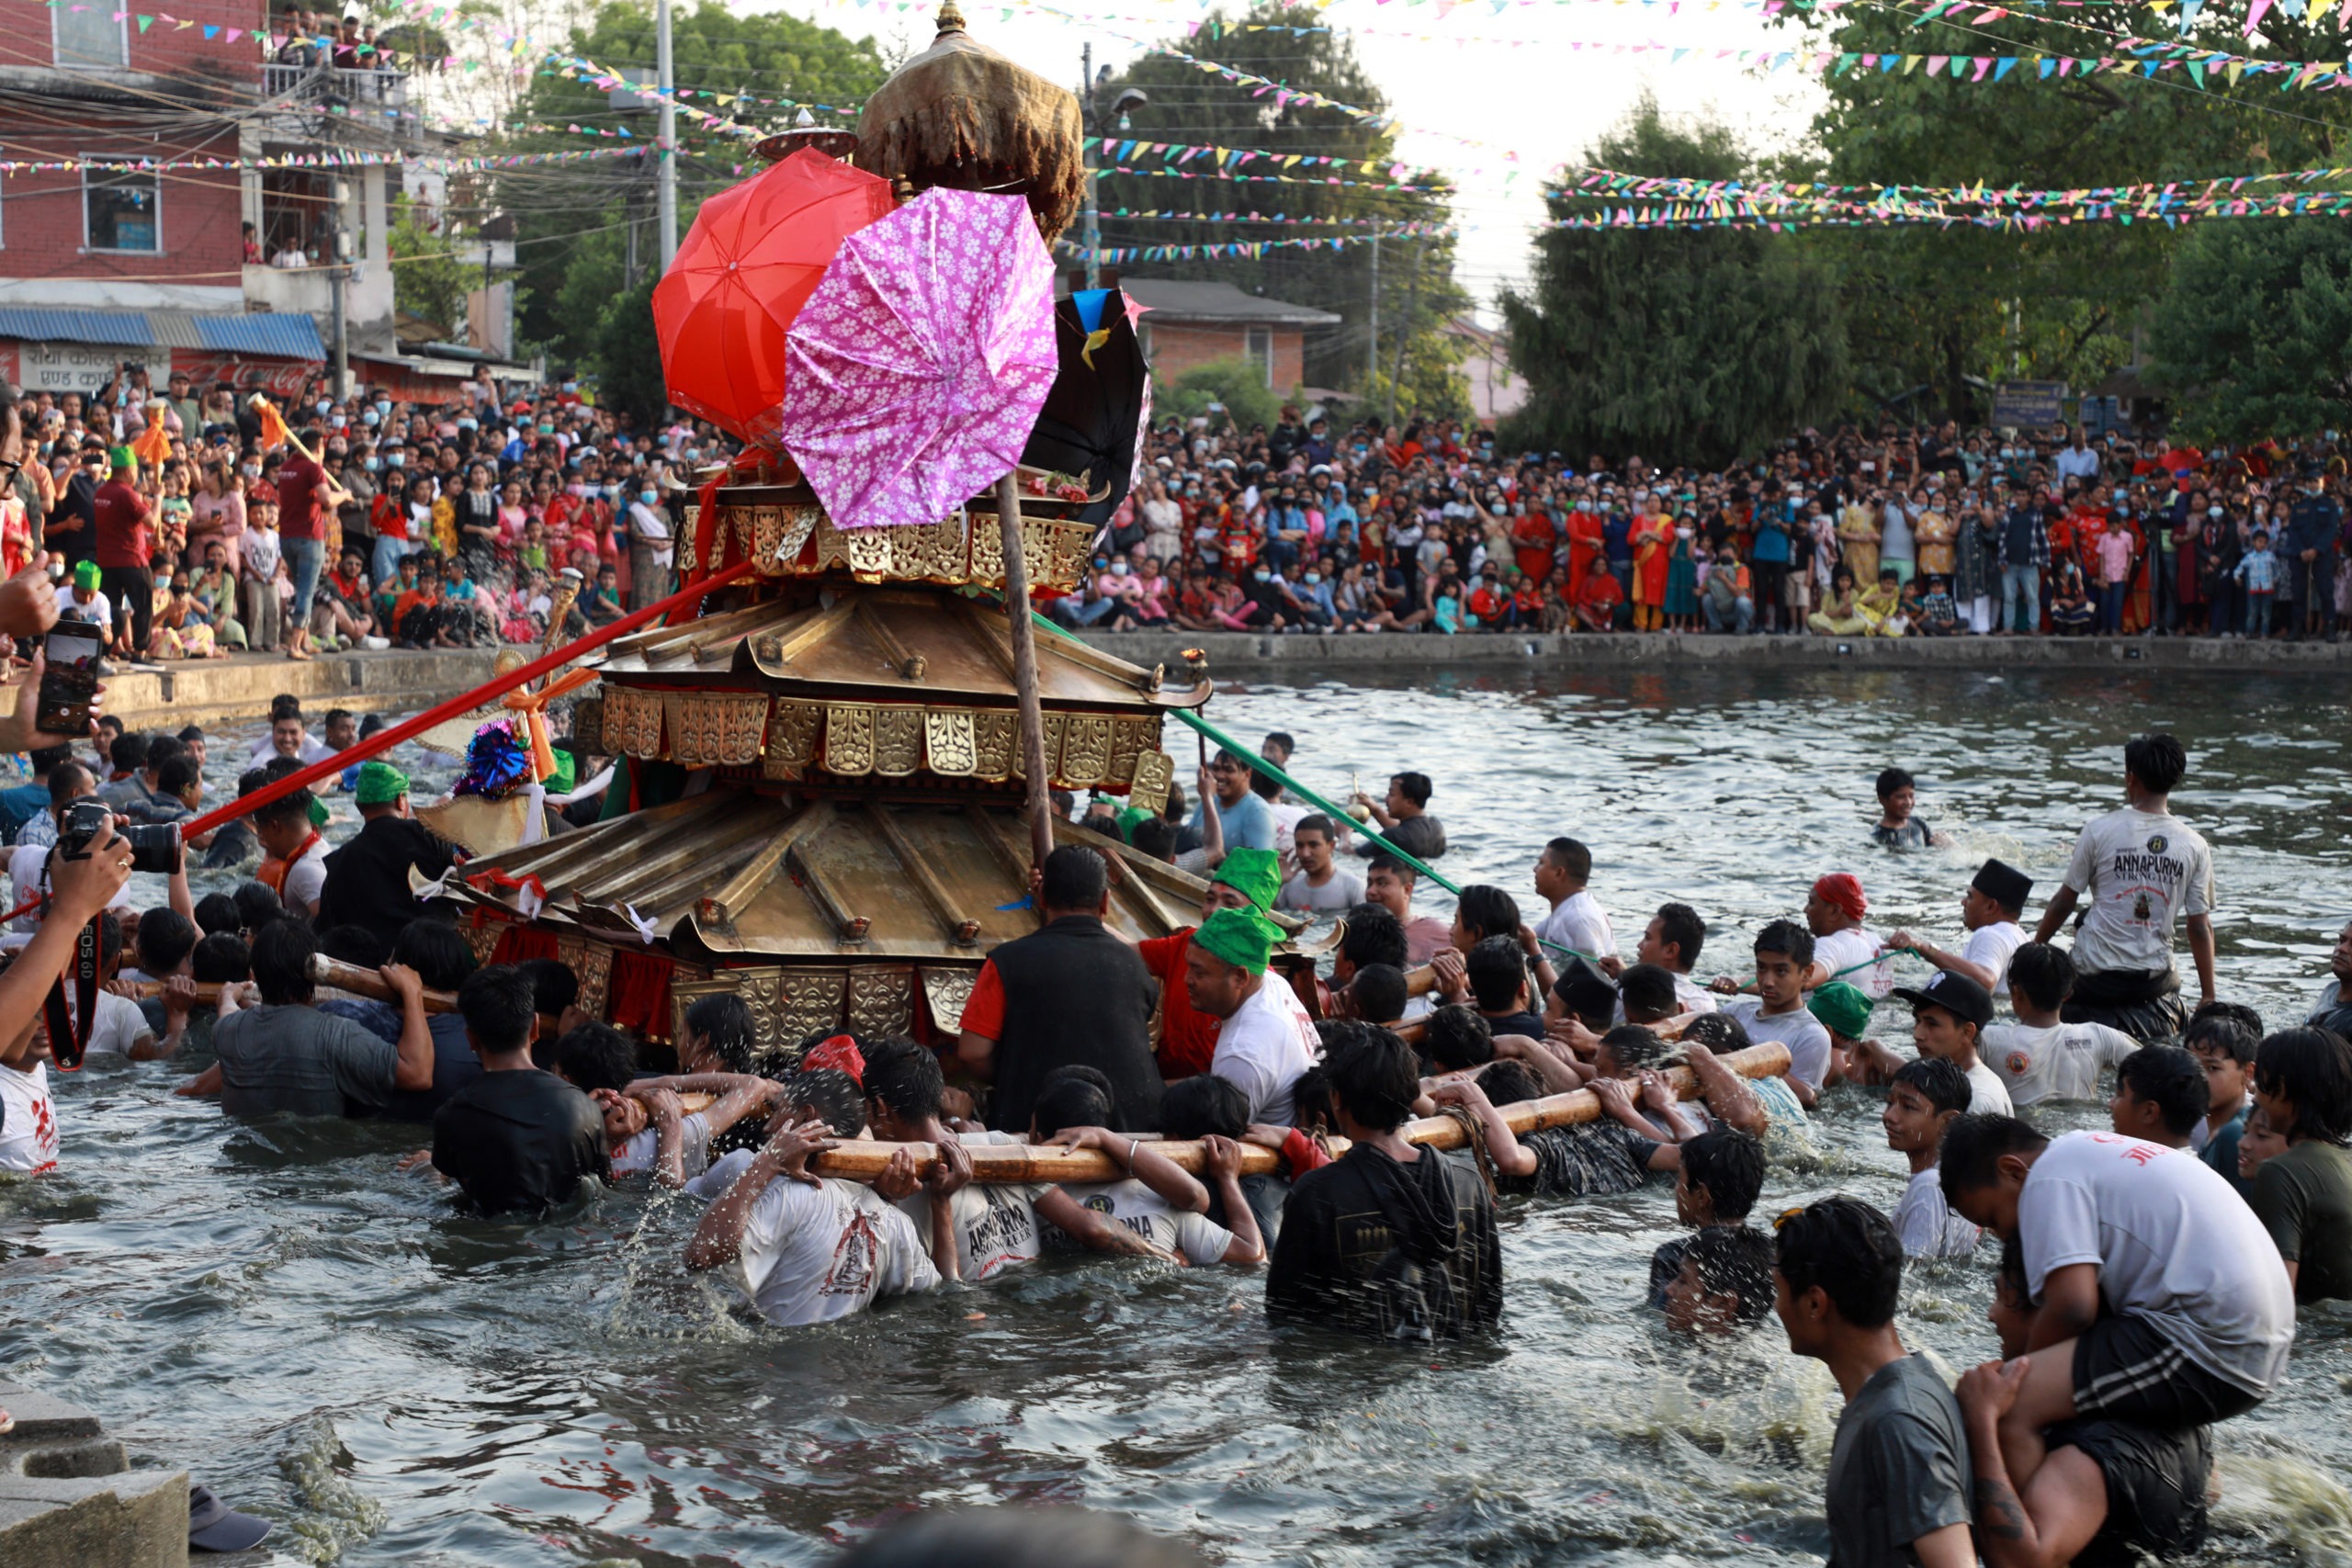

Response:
(37, 621), (104, 736)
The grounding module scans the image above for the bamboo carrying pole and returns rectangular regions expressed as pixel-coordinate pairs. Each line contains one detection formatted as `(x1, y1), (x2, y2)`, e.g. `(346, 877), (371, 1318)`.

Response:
(995, 476), (1056, 869)
(808, 1041), (1792, 1185)
(131, 955), (460, 1013)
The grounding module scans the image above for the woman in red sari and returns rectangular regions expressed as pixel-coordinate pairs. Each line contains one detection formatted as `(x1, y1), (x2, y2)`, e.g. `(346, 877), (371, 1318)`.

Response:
(1510, 504), (1556, 586)
(1566, 502), (1606, 604)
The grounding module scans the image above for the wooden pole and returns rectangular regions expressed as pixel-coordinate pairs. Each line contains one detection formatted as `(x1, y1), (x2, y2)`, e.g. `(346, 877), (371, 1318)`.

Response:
(810, 1042), (1792, 1184)
(132, 956), (461, 1013)
(995, 475), (1056, 869)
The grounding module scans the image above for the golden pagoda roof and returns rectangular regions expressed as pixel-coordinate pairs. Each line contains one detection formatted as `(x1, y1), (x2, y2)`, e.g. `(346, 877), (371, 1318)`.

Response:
(447, 790), (1300, 965)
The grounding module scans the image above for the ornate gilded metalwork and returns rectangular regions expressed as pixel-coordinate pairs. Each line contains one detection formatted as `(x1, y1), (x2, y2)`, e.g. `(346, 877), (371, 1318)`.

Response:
(604, 684), (665, 760)
(1128, 749), (1175, 815)
(568, 695), (605, 757)
(1012, 711), (1067, 781)
(823, 703), (876, 775)
(897, 516), (969, 581)
(460, 919), (504, 966)
(668, 692), (768, 768)
(777, 968), (849, 1043)
(847, 964), (916, 1037)
(567, 937), (613, 1020)
(967, 513), (1005, 581)
(842, 525), (896, 582)
(923, 708), (978, 775)
(705, 494), (1100, 593)
(764, 698), (824, 773)
(676, 507), (699, 577)
(872, 705), (924, 777)
(920, 966), (978, 1034)
(1046, 521), (1092, 588)
(1059, 713), (1114, 787)
(971, 710), (1017, 779)
(1105, 715), (1155, 786)
(1019, 520), (1055, 588)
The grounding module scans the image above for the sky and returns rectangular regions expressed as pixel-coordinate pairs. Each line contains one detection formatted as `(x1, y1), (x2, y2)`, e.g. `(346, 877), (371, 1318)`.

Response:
(746, 0), (1831, 319)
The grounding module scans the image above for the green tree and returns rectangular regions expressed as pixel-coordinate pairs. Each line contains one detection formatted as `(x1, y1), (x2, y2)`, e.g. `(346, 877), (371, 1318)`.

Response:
(496, 1), (888, 367)
(2147, 219), (2352, 441)
(592, 271), (669, 426)
(1157, 357), (1285, 431)
(1773, 2), (2352, 418)
(1499, 97), (1848, 467)
(1095, 4), (1464, 400)
(390, 195), (472, 339)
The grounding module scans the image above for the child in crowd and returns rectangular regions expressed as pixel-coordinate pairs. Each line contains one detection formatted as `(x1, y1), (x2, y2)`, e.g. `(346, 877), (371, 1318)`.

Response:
(1713, 919), (1835, 1102)
(1661, 1225), (1776, 1335)
(2108, 1045), (2209, 1149)
(2247, 1027), (2352, 1304)
(2233, 527), (2278, 637)
(1871, 766), (1933, 850)
(1883, 1056), (1979, 1259)
(2184, 1004), (2260, 1196)
(1979, 942), (2139, 1107)
(240, 496), (283, 652)
(1645, 1126), (1765, 1306)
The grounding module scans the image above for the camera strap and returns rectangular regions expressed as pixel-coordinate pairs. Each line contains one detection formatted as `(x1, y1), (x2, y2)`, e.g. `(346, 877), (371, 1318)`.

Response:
(41, 910), (108, 1073)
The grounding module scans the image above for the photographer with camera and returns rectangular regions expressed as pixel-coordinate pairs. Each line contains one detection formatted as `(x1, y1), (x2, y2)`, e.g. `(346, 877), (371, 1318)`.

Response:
(6, 760), (188, 936)
(0, 814), (133, 1173)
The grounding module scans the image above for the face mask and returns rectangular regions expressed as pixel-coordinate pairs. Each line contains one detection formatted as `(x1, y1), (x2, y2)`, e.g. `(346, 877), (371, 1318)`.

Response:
(639, 490), (658, 505)
(386, 453), (405, 468)
(376, 400), (391, 417)
(1303, 571), (1319, 585)
(363, 457), (379, 471)
(1111, 561), (1129, 575)
(567, 483), (585, 497)
(2210, 506), (2223, 518)
(315, 399), (332, 414)
(605, 483), (622, 498)
(361, 409), (379, 427)
(458, 418), (477, 432)
(240, 463), (260, 479)
(1253, 570), (1271, 582)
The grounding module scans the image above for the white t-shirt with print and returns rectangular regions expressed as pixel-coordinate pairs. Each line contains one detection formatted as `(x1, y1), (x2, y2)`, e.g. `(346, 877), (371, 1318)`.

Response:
(728, 1175), (939, 1327)
(2062, 807), (2214, 978)
(1211, 976), (1321, 1126)
(895, 1180), (1050, 1283)
(1894, 1167), (1981, 1258)
(1537, 891), (1616, 962)
(1962, 1059), (2014, 1119)
(1054, 1179), (1236, 1265)
(1811, 926), (1894, 999)
(609, 1111), (712, 1181)
(1982, 1020), (2140, 1106)
(2019, 1133), (2293, 1395)
(1964, 919), (2028, 999)
(0, 1061), (58, 1172)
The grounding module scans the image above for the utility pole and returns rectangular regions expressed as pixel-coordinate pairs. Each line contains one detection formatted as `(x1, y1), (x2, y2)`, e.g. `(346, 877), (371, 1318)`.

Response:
(329, 178), (349, 398)
(655, 0), (676, 270)
(1385, 236), (1423, 427)
(1080, 42), (1100, 290)
(1366, 230), (1379, 393)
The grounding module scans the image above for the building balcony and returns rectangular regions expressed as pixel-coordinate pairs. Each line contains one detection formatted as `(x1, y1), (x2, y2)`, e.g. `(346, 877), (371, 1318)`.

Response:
(244, 261), (335, 317)
(260, 62), (410, 116)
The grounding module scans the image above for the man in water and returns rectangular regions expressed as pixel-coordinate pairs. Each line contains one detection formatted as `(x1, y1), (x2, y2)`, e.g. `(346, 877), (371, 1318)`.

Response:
(1276, 815), (1363, 913)
(1979, 943), (2141, 1108)
(1266, 1022), (1499, 1339)
(1185, 904), (1320, 1126)
(1363, 852), (1452, 965)
(2108, 1046), (2209, 1150)
(1631, 901), (1716, 1015)
(429, 964), (607, 1214)
(1135, 847), (1283, 1081)
(1661, 1226), (1777, 1336)
(1871, 767), (1939, 850)
(1939, 1115), (2293, 1507)
(1892, 859), (2032, 1000)
(203, 921), (434, 1116)
(1343, 770), (1447, 862)
(958, 845), (1161, 1134)
(1803, 874), (1894, 999)
(2306, 919), (2352, 1037)
(1532, 837), (1615, 966)
(2031, 732), (2215, 1039)
(314, 762), (458, 953)
(1192, 749), (1275, 852)
(1713, 919), (1835, 1103)
(1772, 1197), (1974, 1568)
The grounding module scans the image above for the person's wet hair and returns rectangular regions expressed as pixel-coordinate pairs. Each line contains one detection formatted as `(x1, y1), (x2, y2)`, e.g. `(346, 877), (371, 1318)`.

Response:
(1553, 965), (1617, 1028)
(1130, 817), (1178, 862)
(1038, 844), (1109, 912)
(1752, 919), (1815, 970)
(1773, 1196), (1903, 1328)
(2005, 942), (2074, 1011)
(683, 993), (756, 1073)
(1464, 937), (1527, 1012)
(190, 932), (250, 985)
(1600, 1024), (1667, 1073)
(1616, 963), (1679, 1022)
(554, 1022), (636, 1094)
(517, 957), (578, 1017)
(156, 753), (201, 799)
(108, 731), (148, 774)
(2123, 732), (2188, 796)
(1543, 836), (1591, 883)
(1937, 1113), (2048, 1201)
(1687, 1226), (1776, 1325)
(2255, 1027), (2352, 1145)
(135, 908), (198, 978)
(1338, 905), (1408, 971)
(1034, 1073), (1114, 1136)
(1873, 767), (1915, 802)
(458, 964), (537, 1055)
(861, 1038), (944, 1122)
(249, 920), (317, 1006)
(318, 924), (388, 969)
(1454, 885), (1521, 945)
(1893, 1055), (1973, 1117)
(2117, 1045), (2210, 1138)
(1346, 962), (1408, 1025)
(1478, 1058), (1544, 1108)
(1681, 1128), (1765, 1221)
(1423, 1005), (1494, 1072)
(1323, 1023), (1420, 1134)
(782, 1067), (865, 1140)
(2185, 1002), (2262, 1064)
(1390, 771), (1432, 807)
(391, 919), (474, 992)
(233, 881), (285, 935)
(1159, 1073), (1248, 1141)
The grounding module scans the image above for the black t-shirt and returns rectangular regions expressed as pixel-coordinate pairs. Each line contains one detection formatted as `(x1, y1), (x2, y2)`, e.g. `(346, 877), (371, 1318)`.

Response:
(1502, 1123), (1660, 1200)
(431, 1069), (608, 1214)
(1265, 1143), (1501, 1338)
(1482, 1009), (1546, 1042)
(315, 816), (459, 952)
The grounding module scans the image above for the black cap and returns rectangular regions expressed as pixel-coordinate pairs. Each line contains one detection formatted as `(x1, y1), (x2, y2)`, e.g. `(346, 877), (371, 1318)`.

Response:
(187, 1484), (272, 1553)
(1971, 858), (2033, 913)
(1551, 953), (1616, 1021)
(1894, 971), (1995, 1032)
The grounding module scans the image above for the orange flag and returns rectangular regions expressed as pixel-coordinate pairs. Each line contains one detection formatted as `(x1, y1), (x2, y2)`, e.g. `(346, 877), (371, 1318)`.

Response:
(129, 412), (172, 468)
(249, 394), (296, 454)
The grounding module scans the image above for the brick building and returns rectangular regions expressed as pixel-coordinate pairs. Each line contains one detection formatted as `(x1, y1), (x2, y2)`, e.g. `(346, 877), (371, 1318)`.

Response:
(0, 4), (431, 398)
(1117, 278), (1340, 395)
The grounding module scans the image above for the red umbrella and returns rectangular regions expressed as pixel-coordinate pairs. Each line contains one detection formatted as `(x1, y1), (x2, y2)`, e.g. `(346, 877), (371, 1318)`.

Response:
(651, 149), (895, 448)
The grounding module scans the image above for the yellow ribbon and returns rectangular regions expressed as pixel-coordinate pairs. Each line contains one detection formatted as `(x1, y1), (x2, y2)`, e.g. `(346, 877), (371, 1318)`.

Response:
(1080, 327), (1112, 369)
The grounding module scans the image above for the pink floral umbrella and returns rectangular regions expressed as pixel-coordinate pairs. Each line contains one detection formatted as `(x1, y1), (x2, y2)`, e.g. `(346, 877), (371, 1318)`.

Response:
(779, 187), (1057, 530)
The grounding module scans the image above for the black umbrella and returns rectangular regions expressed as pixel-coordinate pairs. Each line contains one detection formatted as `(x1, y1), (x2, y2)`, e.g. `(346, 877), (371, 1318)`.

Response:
(1021, 286), (1149, 525)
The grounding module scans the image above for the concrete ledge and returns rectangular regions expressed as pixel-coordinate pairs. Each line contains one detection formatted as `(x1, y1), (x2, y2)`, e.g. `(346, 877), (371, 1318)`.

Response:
(101, 648), (503, 730)
(1074, 628), (2352, 671)
(0, 1383), (186, 1568)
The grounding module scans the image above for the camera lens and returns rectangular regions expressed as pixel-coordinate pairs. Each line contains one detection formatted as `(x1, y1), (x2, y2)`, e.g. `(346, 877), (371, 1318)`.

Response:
(123, 823), (182, 876)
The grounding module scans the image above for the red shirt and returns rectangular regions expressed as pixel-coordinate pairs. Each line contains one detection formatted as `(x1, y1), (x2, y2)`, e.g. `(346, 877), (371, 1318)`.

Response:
(1136, 930), (1218, 1080)
(93, 479), (152, 570)
(277, 455), (328, 541)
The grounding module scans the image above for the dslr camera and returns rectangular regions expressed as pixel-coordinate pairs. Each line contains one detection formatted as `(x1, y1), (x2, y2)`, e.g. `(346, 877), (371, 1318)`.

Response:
(58, 799), (182, 875)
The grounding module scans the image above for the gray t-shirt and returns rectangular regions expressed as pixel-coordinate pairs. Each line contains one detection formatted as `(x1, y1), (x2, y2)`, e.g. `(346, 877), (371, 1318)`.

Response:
(1277, 866), (1365, 913)
(2062, 806), (2213, 978)
(1722, 998), (1834, 1091)
(211, 1002), (400, 1117)
(1826, 1354), (1971, 1568)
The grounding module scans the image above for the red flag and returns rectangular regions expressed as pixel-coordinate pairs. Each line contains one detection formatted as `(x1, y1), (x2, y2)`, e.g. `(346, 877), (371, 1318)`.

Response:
(250, 394), (296, 453)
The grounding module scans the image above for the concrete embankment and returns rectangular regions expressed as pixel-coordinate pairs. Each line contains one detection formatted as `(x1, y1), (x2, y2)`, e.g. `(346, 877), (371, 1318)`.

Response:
(99, 649), (503, 730)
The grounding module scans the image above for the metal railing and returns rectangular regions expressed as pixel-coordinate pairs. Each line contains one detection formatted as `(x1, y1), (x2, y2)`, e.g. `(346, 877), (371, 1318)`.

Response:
(261, 60), (408, 109)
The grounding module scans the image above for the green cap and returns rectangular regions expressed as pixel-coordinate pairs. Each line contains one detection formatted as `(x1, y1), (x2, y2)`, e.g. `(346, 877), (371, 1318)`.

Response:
(354, 761), (409, 806)
(308, 795), (331, 830)
(73, 560), (101, 592)
(1807, 981), (1874, 1042)
(1193, 905), (1281, 976)
(1209, 845), (1283, 912)
(108, 446), (134, 473)
(547, 749), (576, 795)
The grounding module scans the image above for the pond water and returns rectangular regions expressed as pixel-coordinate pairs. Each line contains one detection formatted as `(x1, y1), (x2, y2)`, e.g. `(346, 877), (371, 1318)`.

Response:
(8, 666), (2352, 1567)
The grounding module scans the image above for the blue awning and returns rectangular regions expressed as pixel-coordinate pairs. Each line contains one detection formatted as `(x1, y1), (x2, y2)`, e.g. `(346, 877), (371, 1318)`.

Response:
(0, 309), (153, 346)
(192, 312), (324, 360)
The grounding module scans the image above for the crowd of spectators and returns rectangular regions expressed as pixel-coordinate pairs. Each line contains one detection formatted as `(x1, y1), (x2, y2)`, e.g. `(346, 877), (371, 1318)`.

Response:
(1, 363), (718, 666)
(1047, 412), (2352, 643)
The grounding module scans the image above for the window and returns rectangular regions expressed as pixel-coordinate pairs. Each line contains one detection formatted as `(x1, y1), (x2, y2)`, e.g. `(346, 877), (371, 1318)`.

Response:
(85, 167), (160, 253)
(1245, 326), (1274, 388)
(53, 4), (126, 67)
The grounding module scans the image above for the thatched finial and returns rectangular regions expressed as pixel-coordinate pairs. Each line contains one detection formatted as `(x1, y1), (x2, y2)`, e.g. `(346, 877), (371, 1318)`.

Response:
(936, 1), (966, 33)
